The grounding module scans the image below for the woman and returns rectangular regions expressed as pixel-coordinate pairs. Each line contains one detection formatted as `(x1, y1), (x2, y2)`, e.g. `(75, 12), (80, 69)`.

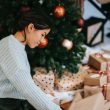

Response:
(0, 9), (62, 110)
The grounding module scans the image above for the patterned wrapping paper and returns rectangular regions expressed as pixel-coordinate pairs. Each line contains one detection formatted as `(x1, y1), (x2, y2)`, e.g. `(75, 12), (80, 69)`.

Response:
(55, 68), (89, 92)
(33, 67), (55, 95)
(33, 66), (89, 94)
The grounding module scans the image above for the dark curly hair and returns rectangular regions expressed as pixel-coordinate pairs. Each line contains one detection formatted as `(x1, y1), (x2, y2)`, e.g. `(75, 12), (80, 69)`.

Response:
(0, 0), (53, 39)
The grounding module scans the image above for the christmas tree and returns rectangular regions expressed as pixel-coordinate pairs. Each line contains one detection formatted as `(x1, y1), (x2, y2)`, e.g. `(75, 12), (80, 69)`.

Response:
(0, 0), (86, 76)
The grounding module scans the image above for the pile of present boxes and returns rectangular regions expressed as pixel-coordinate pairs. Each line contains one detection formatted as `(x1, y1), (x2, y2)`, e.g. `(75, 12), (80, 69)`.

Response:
(84, 52), (110, 100)
(67, 52), (110, 110)
(33, 52), (110, 110)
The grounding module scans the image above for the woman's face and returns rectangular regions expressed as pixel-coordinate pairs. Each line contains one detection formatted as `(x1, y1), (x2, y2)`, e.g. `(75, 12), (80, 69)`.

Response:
(26, 23), (51, 48)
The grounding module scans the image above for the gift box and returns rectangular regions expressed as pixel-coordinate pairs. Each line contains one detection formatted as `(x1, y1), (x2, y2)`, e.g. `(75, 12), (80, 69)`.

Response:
(84, 85), (102, 97)
(103, 83), (110, 101)
(84, 73), (107, 87)
(33, 67), (55, 94)
(80, 65), (97, 73)
(68, 92), (105, 110)
(88, 53), (110, 71)
(68, 92), (83, 110)
(55, 70), (88, 92)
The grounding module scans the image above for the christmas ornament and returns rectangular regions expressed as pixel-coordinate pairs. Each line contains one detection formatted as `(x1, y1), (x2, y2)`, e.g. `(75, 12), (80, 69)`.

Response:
(77, 18), (84, 27)
(39, 37), (48, 48)
(62, 39), (73, 50)
(53, 5), (65, 18)
(38, 0), (44, 4)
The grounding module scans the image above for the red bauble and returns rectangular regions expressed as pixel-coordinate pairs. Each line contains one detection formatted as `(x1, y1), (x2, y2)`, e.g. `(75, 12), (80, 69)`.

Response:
(53, 5), (65, 18)
(77, 18), (84, 27)
(38, 38), (48, 48)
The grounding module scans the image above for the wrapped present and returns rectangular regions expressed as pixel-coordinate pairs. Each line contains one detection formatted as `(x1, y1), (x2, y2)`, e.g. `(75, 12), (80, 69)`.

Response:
(82, 64), (110, 83)
(68, 92), (105, 110)
(68, 92), (82, 110)
(102, 83), (110, 101)
(88, 53), (110, 71)
(84, 73), (107, 87)
(84, 85), (102, 97)
(33, 67), (55, 94)
(55, 70), (88, 92)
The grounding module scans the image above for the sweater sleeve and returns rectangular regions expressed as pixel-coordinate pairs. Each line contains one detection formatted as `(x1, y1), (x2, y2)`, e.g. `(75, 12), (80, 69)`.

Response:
(4, 68), (62, 110)
(0, 40), (62, 110)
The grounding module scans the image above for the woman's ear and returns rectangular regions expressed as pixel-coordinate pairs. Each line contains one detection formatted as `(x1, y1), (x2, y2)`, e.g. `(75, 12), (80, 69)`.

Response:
(27, 23), (35, 32)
